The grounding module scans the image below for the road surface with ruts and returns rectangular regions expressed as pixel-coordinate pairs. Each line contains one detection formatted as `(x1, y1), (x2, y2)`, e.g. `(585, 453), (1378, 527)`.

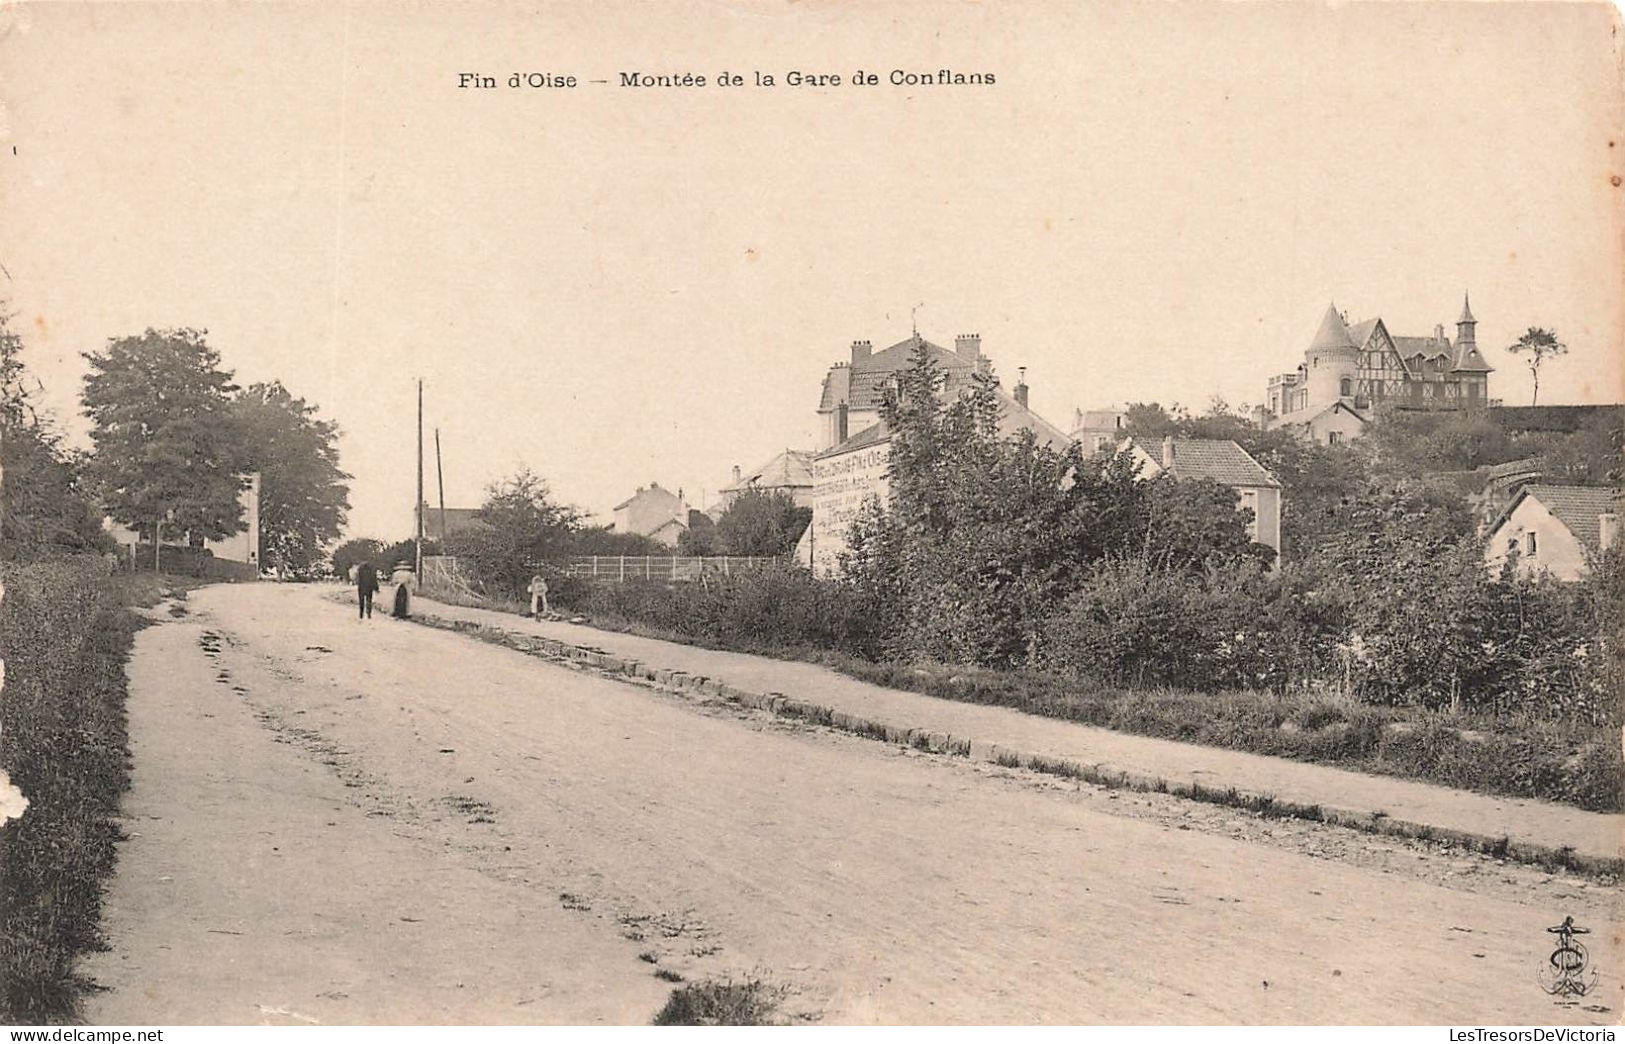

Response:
(81, 582), (1620, 1025)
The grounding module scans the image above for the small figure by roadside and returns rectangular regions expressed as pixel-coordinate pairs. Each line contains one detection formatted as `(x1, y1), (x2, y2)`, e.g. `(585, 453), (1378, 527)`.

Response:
(390, 561), (415, 618)
(527, 573), (550, 619)
(355, 561), (379, 619)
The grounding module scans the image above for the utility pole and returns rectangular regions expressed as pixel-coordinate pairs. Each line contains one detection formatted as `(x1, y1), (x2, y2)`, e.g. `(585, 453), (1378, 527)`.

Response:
(435, 427), (447, 551)
(416, 379), (424, 577)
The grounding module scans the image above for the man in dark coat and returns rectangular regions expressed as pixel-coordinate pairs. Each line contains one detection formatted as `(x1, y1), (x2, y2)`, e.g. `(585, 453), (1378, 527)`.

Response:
(356, 561), (380, 619)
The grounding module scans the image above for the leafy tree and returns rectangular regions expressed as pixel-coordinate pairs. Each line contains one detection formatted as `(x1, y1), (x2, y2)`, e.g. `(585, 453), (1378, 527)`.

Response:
(1143, 476), (1275, 572)
(234, 382), (351, 574)
(572, 525), (669, 556)
(1507, 327), (1567, 406)
(373, 537), (440, 574)
(331, 537), (385, 578)
(712, 488), (810, 556)
(0, 306), (110, 559)
(443, 468), (584, 596)
(1121, 401), (1184, 438)
(1531, 409), (1623, 486)
(847, 344), (1148, 666)
(81, 329), (246, 552)
(1364, 409), (1522, 475)
(675, 512), (719, 555)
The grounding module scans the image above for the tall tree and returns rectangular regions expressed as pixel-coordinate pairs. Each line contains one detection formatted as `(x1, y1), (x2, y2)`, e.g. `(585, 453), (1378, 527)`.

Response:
(82, 329), (246, 551)
(0, 305), (110, 558)
(234, 381), (351, 574)
(444, 468), (585, 596)
(331, 537), (386, 578)
(1507, 327), (1568, 406)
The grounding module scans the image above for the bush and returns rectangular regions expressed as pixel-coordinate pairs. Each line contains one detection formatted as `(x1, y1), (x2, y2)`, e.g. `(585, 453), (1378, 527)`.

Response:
(652, 978), (782, 1026)
(554, 563), (883, 660)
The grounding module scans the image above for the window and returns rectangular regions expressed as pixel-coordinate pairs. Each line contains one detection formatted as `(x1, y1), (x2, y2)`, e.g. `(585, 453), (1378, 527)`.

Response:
(1328, 431), (1341, 445)
(1525, 531), (1538, 556)
(1339, 377), (1352, 396)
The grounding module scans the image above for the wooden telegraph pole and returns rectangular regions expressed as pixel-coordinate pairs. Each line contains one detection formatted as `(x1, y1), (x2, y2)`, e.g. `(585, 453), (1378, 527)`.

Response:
(416, 379), (425, 577)
(435, 427), (447, 551)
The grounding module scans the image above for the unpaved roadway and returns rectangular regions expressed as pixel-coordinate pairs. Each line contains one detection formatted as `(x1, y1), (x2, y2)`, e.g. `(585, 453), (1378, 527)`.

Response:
(82, 583), (1622, 1025)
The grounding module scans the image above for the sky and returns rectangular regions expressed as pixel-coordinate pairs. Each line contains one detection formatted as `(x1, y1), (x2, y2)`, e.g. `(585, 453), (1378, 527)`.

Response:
(3, 1), (1621, 540)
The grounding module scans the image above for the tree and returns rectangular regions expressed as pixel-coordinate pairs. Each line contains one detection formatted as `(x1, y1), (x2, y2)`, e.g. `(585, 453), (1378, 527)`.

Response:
(712, 488), (810, 556)
(443, 468), (584, 596)
(82, 329), (246, 558)
(1507, 327), (1568, 406)
(1142, 475), (1275, 572)
(234, 382), (351, 574)
(0, 305), (110, 559)
(573, 525), (669, 556)
(1121, 401), (1185, 438)
(847, 344), (1148, 666)
(331, 537), (385, 578)
(1532, 409), (1623, 486)
(675, 512), (719, 555)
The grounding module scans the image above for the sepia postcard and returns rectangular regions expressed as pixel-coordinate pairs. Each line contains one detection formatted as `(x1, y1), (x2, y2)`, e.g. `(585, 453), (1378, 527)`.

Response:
(1, 0), (1622, 1032)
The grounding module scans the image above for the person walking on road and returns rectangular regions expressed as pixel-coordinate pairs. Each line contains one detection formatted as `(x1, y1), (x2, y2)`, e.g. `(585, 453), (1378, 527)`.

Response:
(527, 573), (550, 619)
(355, 560), (379, 619)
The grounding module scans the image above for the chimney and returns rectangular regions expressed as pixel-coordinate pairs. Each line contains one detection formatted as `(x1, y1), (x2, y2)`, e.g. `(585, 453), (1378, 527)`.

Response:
(1014, 366), (1029, 409)
(1434, 323), (1445, 343)
(731, 465), (741, 485)
(836, 403), (849, 443)
(1162, 436), (1176, 469)
(851, 339), (872, 365)
(955, 333), (981, 360)
(1602, 512), (1619, 552)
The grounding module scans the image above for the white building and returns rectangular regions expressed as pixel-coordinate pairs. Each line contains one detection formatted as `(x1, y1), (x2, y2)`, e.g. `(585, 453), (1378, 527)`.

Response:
(1484, 484), (1619, 581)
(803, 332), (1069, 576)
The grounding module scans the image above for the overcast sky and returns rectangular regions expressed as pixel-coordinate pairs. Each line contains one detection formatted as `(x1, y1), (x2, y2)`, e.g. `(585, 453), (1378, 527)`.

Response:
(3, 1), (1621, 539)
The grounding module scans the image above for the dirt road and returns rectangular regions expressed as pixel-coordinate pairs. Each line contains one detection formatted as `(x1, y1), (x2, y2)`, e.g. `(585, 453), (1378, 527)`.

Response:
(82, 583), (1621, 1024)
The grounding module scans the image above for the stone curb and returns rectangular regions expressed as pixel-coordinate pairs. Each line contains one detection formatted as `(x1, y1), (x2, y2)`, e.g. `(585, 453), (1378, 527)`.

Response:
(410, 610), (1621, 878)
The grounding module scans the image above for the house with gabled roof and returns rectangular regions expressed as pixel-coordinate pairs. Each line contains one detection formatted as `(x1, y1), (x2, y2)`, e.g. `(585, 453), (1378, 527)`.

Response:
(1116, 436), (1283, 557)
(803, 331), (1070, 575)
(720, 449), (817, 509)
(612, 482), (691, 548)
(817, 332), (996, 450)
(1483, 484), (1619, 581)
(1263, 295), (1494, 443)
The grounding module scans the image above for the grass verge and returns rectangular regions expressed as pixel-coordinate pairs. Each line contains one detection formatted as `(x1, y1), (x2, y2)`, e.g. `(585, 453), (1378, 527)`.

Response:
(0, 560), (183, 1022)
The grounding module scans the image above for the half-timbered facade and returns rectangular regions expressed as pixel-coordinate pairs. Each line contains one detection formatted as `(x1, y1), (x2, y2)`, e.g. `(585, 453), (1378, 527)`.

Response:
(1263, 295), (1493, 442)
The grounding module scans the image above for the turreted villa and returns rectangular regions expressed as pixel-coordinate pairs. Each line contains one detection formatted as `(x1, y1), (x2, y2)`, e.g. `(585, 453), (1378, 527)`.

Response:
(1261, 295), (1494, 444)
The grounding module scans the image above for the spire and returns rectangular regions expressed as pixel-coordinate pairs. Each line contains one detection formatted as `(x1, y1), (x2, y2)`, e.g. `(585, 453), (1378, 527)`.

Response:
(1456, 290), (1478, 350)
(1310, 302), (1356, 351)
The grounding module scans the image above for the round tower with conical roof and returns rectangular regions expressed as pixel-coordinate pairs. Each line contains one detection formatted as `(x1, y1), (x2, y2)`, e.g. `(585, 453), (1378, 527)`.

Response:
(1304, 302), (1361, 410)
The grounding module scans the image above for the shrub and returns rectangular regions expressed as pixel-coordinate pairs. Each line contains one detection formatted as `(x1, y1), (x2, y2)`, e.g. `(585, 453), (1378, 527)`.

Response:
(553, 563), (884, 661)
(652, 978), (782, 1026)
